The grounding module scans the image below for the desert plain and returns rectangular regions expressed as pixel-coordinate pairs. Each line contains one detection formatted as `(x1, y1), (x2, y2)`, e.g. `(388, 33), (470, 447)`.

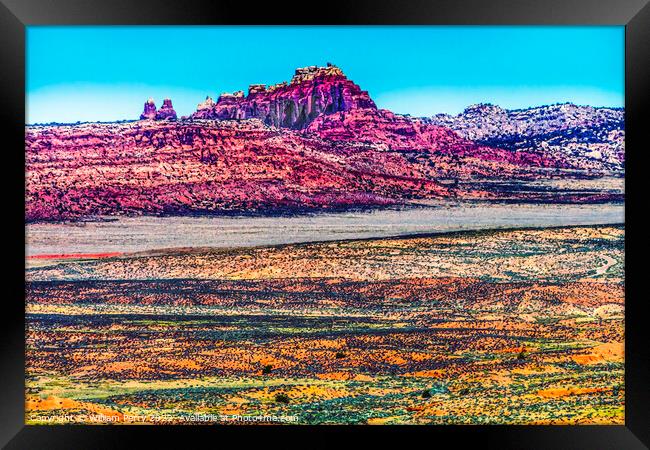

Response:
(25, 222), (624, 425)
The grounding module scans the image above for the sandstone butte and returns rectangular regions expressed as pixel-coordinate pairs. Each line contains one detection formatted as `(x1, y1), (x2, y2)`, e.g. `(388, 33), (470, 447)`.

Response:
(189, 63), (376, 128)
(25, 64), (622, 222)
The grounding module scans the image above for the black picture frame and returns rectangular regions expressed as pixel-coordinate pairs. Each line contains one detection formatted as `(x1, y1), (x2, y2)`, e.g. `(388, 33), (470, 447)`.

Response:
(1, 1), (648, 448)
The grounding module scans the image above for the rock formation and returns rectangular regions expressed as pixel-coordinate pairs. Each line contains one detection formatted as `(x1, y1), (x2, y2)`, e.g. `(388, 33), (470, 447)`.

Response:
(196, 96), (215, 111)
(25, 119), (450, 221)
(155, 98), (177, 120)
(139, 98), (157, 120)
(26, 112), (601, 222)
(140, 98), (177, 121)
(427, 103), (625, 172)
(190, 64), (376, 129)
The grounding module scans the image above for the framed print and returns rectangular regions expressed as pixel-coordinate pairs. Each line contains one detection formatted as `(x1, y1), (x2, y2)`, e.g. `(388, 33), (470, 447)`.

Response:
(1, 0), (648, 448)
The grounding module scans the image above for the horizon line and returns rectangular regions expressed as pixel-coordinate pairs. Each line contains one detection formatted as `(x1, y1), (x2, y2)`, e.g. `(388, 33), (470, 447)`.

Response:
(25, 100), (625, 126)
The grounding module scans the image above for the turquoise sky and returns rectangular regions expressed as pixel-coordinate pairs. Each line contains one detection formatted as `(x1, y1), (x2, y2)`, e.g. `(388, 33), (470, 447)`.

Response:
(26, 26), (624, 124)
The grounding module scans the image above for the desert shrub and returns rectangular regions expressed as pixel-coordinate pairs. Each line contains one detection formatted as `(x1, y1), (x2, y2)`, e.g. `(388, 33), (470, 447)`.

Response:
(429, 383), (450, 395)
(274, 393), (290, 404)
(421, 390), (432, 399)
(335, 351), (347, 359)
(262, 364), (273, 374)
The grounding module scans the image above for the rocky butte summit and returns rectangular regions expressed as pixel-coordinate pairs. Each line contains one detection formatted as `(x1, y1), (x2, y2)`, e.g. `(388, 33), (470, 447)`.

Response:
(188, 63), (376, 129)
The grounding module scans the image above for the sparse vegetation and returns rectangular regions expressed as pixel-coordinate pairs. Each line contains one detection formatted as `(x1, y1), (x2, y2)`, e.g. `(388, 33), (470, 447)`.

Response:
(25, 226), (624, 425)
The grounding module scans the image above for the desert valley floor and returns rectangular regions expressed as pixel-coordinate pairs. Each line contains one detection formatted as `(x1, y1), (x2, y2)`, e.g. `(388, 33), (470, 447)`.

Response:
(25, 215), (624, 425)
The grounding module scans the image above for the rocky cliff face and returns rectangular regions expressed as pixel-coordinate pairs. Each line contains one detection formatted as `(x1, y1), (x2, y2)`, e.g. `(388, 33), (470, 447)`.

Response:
(428, 103), (625, 172)
(190, 64), (376, 129)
